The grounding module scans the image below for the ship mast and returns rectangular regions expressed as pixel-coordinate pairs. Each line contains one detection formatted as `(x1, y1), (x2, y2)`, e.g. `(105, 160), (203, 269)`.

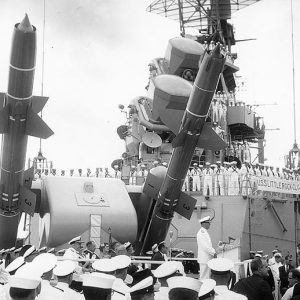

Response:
(287, 0), (300, 170)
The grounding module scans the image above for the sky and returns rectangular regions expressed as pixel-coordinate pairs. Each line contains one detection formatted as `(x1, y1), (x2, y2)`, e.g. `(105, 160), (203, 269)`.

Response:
(0, 0), (298, 171)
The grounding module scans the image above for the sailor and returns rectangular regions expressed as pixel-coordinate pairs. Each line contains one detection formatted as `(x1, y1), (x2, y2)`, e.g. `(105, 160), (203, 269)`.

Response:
(239, 162), (248, 196)
(228, 162), (239, 195)
(191, 163), (201, 192)
(208, 258), (246, 299)
(152, 261), (185, 300)
(82, 241), (99, 272)
(114, 165), (122, 179)
(112, 255), (131, 281)
(254, 163), (261, 176)
(203, 162), (213, 197)
(274, 167), (280, 178)
(82, 273), (115, 300)
(197, 216), (217, 280)
(53, 260), (84, 299)
(269, 252), (283, 296)
(269, 249), (278, 266)
(137, 164), (148, 184)
(129, 166), (137, 185)
(7, 268), (42, 300)
(182, 167), (191, 192)
(198, 279), (216, 300)
(98, 167), (105, 178)
(129, 276), (154, 300)
(260, 164), (267, 177)
(223, 162), (230, 195)
(268, 166), (275, 177)
(214, 161), (225, 196)
(167, 276), (201, 300)
(63, 236), (85, 288)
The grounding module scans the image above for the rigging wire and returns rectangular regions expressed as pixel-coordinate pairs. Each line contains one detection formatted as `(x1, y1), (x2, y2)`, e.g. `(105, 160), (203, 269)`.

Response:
(290, 0), (297, 144)
(39, 0), (46, 153)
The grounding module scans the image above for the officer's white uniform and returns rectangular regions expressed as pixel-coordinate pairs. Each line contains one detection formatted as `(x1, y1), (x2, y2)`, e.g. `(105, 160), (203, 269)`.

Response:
(191, 166), (201, 191)
(214, 163), (225, 196)
(239, 163), (248, 196)
(197, 217), (215, 280)
(203, 164), (213, 196)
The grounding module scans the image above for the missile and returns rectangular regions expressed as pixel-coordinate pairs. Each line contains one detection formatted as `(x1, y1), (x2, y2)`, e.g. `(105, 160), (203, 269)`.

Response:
(0, 15), (53, 228)
(141, 45), (226, 253)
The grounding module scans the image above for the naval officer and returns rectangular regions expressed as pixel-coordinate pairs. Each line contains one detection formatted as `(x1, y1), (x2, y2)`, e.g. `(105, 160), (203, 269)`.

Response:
(197, 216), (217, 280)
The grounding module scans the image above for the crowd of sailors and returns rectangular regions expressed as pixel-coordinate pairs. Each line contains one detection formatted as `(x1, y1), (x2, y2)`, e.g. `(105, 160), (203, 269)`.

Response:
(1, 234), (300, 299)
(34, 160), (300, 197)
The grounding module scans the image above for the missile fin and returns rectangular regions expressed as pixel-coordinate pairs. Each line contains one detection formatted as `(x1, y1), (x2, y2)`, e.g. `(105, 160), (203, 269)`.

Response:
(25, 108), (54, 139)
(197, 123), (227, 150)
(23, 167), (34, 189)
(174, 192), (197, 220)
(19, 186), (36, 217)
(31, 96), (49, 113)
(0, 105), (10, 134)
(143, 172), (163, 199)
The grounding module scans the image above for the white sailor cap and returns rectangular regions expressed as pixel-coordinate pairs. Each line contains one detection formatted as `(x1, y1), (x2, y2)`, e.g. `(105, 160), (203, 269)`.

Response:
(167, 276), (202, 293)
(113, 165), (119, 168)
(47, 248), (55, 254)
(82, 273), (115, 289)
(146, 251), (153, 255)
(153, 161), (159, 164)
(15, 262), (44, 278)
(162, 162), (168, 166)
(152, 261), (181, 278)
(6, 256), (25, 273)
(199, 216), (211, 224)
(9, 271), (42, 290)
(14, 247), (22, 254)
(210, 164), (217, 168)
(151, 243), (158, 252)
(198, 279), (216, 298)
(130, 276), (153, 294)
(68, 236), (84, 245)
(205, 162), (211, 166)
(9, 247), (16, 252)
(193, 163), (198, 166)
(231, 161), (237, 165)
(216, 161), (221, 164)
(23, 245), (36, 258)
(272, 249), (278, 253)
(92, 259), (117, 273)
(199, 164), (203, 167)
(141, 164), (146, 168)
(254, 253), (262, 258)
(32, 253), (57, 273)
(274, 253), (282, 258)
(56, 249), (66, 255)
(38, 247), (47, 253)
(53, 260), (77, 277)
(207, 258), (234, 274)
(124, 242), (132, 250)
(111, 255), (131, 269)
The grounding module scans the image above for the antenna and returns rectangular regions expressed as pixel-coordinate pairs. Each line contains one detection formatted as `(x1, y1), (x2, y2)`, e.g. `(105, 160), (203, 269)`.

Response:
(290, 0), (296, 144)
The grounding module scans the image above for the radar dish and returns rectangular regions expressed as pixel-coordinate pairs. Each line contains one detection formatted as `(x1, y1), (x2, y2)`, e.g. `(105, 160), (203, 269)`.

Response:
(142, 132), (162, 148)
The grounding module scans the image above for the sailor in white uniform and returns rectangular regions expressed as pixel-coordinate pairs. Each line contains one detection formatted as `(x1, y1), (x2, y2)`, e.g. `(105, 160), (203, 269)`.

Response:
(228, 161), (239, 195)
(197, 216), (216, 280)
(203, 163), (213, 196)
(214, 161), (225, 196)
(191, 163), (201, 191)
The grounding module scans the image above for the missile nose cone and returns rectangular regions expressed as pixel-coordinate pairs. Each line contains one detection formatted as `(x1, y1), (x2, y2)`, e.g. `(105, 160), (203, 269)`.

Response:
(17, 14), (33, 32)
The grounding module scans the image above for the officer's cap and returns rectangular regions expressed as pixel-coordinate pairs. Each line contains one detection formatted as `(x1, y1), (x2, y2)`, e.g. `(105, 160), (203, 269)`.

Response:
(68, 236), (84, 245)
(198, 279), (216, 298)
(167, 276), (201, 292)
(32, 253), (57, 273)
(15, 262), (43, 278)
(207, 258), (234, 275)
(152, 261), (181, 278)
(5, 256), (25, 273)
(130, 276), (153, 294)
(124, 242), (132, 250)
(92, 258), (117, 273)
(53, 260), (77, 277)
(82, 273), (115, 289)
(199, 216), (211, 224)
(111, 255), (131, 269)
